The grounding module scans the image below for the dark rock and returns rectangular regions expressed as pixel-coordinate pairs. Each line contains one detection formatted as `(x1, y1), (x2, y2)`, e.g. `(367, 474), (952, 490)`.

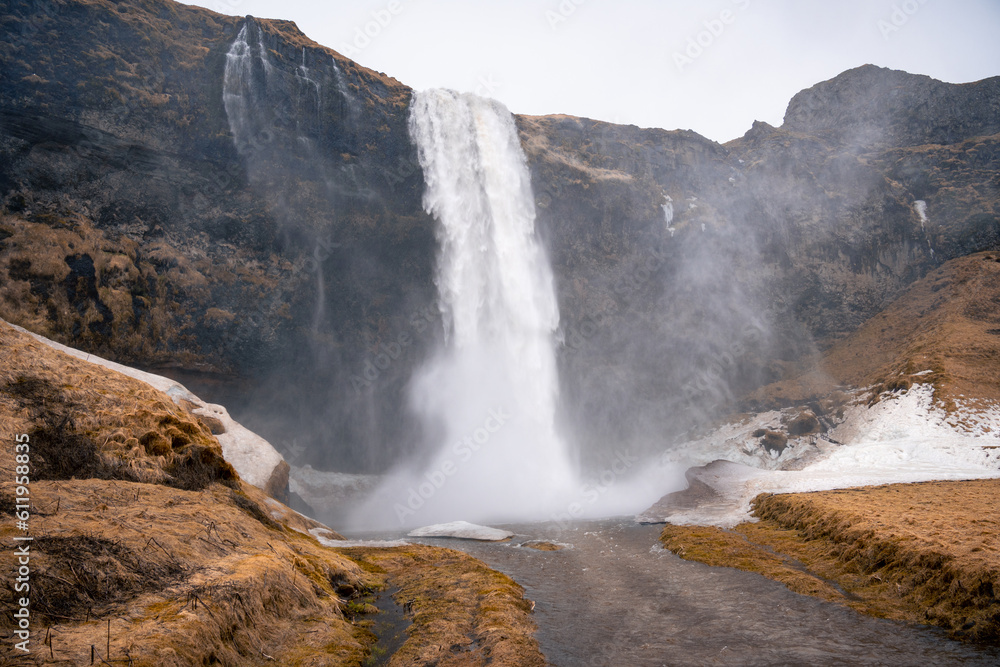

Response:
(761, 431), (788, 455)
(786, 411), (821, 436)
(1, 1), (998, 472)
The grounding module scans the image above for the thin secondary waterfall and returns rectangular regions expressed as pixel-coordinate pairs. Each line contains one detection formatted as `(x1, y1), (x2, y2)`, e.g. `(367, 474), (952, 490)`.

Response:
(222, 23), (268, 158)
(358, 89), (576, 527)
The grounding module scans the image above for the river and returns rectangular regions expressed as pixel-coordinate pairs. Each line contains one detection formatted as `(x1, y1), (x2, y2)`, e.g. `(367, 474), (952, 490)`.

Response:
(347, 519), (1000, 666)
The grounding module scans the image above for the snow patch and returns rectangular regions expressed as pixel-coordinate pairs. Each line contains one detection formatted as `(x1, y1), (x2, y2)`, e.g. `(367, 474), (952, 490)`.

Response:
(408, 521), (513, 541)
(3, 319), (286, 492)
(643, 384), (1000, 527)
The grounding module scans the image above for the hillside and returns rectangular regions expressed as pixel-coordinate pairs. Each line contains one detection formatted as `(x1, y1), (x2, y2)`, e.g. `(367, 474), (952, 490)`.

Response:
(743, 250), (1000, 412)
(0, 320), (544, 665)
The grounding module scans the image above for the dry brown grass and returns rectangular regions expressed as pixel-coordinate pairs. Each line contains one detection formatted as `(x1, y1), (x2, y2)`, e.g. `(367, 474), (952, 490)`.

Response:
(0, 320), (236, 490)
(743, 252), (1000, 413)
(661, 480), (1000, 643)
(0, 479), (375, 665)
(659, 524), (845, 603)
(0, 320), (547, 664)
(0, 213), (212, 367)
(821, 251), (1000, 406)
(0, 321), (375, 664)
(340, 546), (546, 667)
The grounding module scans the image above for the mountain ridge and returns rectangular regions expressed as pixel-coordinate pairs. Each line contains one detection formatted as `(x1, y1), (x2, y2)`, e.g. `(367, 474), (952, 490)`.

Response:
(1, 0), (997, 471)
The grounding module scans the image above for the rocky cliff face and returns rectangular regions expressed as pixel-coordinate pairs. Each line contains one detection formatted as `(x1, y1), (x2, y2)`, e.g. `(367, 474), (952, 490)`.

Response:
(1, 0), (436, 472)
(517, 68), (1000, 459)
(2, 0), (998, 472)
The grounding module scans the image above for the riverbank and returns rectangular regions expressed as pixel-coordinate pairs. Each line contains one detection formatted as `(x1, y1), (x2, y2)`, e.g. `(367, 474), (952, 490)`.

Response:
(660, 479), (1000, 644)
(0, 320), (541, 665)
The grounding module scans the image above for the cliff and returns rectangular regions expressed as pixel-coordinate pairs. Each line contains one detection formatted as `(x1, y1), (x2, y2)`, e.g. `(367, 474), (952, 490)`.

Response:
(1, 0), (998, 471)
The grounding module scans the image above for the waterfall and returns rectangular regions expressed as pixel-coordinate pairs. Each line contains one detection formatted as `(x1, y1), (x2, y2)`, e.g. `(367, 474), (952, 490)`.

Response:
(222, 22), (268, 158)
(331, 57), (359, 119)
(661, 193), (674, 225)
(357, 89), (576, 527)
(296, 46), (321, 113)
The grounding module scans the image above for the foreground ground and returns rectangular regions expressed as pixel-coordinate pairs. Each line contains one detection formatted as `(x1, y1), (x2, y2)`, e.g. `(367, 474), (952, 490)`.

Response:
(660, 480), (1000, 644)
(0, 321), (542, 665)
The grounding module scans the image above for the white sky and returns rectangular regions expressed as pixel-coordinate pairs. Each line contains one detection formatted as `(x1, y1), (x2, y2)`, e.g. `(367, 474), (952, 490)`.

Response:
(178, 0), (1000, 143)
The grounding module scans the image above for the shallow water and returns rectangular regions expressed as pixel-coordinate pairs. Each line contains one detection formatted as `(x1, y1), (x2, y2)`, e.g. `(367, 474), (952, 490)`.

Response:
(366, 584), (409, 665)
(346, 519), (1000, 666)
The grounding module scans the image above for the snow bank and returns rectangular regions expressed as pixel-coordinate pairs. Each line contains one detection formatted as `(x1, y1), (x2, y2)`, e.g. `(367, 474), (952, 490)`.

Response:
(5, 319), (287, 496)
(642, 384), (1000, 527)
(408, 521), (514, 541)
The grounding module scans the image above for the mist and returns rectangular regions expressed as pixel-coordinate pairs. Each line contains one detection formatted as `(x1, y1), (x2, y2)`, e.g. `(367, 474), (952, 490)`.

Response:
(211, 17), (974, 532)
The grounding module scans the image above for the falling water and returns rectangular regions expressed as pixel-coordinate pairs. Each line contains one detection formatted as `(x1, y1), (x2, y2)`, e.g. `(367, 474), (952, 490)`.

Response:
(355, 90), (576, 527)
(222, 24), (255, 155)
(331, 57), (359, 118)
(296, 46), (321, 113)
(222, 22), (273, 158)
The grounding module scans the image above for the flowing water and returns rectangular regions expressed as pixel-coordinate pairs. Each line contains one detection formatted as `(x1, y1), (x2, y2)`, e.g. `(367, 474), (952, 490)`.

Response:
(348, 520), (1000, 666)
(222, 21), (271, 159)
(354, 90), (576, 528)
(224, 32), (999, 664)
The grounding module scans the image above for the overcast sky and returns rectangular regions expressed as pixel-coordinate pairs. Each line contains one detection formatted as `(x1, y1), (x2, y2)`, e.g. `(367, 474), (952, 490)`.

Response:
(177, 0), (1000, 143)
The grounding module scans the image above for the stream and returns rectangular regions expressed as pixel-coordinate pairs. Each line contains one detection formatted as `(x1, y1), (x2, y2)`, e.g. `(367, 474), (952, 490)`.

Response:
(347, 519), (1000, 666)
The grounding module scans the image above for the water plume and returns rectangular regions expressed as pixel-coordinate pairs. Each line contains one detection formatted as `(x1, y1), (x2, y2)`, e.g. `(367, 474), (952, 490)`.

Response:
(354, 90), (577, 527)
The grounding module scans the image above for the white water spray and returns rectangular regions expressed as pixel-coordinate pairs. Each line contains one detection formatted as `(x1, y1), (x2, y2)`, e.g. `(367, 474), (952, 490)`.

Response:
(222, 24), (257, 156)
(356, 90), (577, 527)
(296, 47), (321, 112)
(331, 57), (359, 118)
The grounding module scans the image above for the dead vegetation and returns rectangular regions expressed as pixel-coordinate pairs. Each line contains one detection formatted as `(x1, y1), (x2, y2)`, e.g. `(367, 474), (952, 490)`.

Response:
(0, 321), (544, 665)
(340, 546), (546, 667)
(661, 480), (1000, 644)
(742, 252), (1000, 418)
(822, 251), (1000, 408)
(0, 320), (237, 491)
(0, 478), (375, 666)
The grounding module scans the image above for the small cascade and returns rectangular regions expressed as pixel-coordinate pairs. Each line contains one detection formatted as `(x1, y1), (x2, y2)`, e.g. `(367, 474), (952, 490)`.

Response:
(331, 56), (359, 119)
(661, 193), (674, 226)
(914, 200), (935, 258)
(296, 46), (321, 112)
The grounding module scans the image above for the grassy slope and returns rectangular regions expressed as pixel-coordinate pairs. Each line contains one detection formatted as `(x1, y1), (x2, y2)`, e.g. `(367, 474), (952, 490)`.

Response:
(661, 481), (1000, 643)
(743, 250), (1000, 411)
(0, 321), (543, 665)
(661, 252), (1000, 645)
(342, 546), (545, 667)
